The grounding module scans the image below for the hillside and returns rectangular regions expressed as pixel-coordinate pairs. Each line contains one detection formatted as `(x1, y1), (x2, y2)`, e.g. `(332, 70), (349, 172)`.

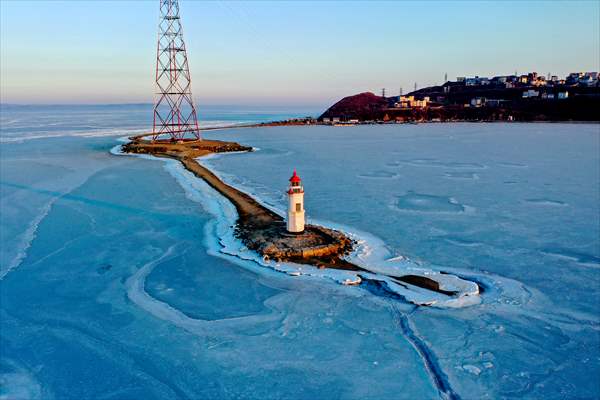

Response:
(319, 79), (600, 122)
(319, 92), (389, 121)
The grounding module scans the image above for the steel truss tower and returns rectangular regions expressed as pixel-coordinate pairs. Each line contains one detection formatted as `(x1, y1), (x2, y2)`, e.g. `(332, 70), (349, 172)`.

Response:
(152, 0), (201, 141)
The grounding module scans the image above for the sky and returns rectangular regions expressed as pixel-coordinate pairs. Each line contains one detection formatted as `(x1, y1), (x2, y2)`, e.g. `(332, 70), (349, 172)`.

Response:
(1, 0), (599, 108)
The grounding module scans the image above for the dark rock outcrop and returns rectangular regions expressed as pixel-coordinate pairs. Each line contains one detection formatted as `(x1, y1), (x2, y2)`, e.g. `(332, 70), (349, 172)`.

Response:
(319, 92), (388, 121)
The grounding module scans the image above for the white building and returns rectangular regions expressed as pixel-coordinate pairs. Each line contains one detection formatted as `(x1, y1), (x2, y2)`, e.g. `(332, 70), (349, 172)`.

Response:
(522, 89), (539, 98)
(395, 95), (429, 108)
(287, 169), (305, 233)
(470, 97), (486, 107)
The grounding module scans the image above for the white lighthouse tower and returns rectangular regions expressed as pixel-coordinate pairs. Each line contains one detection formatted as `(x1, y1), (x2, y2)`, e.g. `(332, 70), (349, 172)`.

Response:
(286, 169), (305, 233)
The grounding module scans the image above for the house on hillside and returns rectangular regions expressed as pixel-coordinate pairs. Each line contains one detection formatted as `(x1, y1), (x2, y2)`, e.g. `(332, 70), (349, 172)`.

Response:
(522, 89), (539, 98)
(470, 97), (486, 107)
(394, 95), (429, 108)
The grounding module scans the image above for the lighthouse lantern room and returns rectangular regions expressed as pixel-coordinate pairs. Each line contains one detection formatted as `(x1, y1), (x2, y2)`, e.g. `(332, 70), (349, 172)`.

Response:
(287, 169), (305, 233)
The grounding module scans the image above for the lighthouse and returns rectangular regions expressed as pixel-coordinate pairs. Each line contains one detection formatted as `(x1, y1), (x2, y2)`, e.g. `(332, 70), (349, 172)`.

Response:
(287, 169), (305, 233)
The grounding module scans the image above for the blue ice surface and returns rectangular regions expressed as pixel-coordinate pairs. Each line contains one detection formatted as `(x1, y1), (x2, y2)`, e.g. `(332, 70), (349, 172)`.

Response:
(1, 110), (599, 399)
(202, 123), (600, 398)
(0, 103), (318, 143)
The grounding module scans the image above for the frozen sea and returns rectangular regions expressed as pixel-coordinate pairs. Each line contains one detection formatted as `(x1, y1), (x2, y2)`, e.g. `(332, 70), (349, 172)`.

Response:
(1, 105), (599, 399)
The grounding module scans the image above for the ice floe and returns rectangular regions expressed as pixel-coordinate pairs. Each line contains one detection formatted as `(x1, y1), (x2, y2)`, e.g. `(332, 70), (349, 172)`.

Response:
(394, 191), (474, 214)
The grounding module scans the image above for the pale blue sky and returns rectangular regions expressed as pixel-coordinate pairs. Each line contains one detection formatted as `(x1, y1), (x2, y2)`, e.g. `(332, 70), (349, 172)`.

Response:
(1, 0), (598, 108)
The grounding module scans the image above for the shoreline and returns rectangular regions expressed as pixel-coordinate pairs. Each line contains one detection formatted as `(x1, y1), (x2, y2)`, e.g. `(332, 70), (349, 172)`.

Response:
(122, 135), (480, 302)
(129, 119), (600, 143)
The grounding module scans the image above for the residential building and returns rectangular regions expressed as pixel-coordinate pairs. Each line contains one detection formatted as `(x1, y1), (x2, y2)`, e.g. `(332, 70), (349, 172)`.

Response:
(522, 89), (539, 98)
(470, 97), (486, 107)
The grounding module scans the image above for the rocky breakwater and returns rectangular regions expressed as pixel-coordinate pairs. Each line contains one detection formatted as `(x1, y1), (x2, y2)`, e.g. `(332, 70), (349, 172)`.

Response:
(237, 219), (355, 268)
(122, 135), (482, 305)
(123, 137), (356, 271)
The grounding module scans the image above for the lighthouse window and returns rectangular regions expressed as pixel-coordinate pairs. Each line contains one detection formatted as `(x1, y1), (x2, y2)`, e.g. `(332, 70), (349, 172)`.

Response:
(295, 203), (302, 212)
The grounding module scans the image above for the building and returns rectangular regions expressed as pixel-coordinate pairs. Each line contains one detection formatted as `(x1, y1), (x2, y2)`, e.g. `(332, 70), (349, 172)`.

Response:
(566, 73), (583, 85)
(470, 97), (486, 107)
(522, 89), (539, 98)
(415, 96), (430, 107)
(486, 99), (507, 107)
(395, 95), (413, 108)
(287, 169), (305, 233)
(395, 95), (429, 108)
(580, 75), (597, 86)
(532, 76), (547, 86)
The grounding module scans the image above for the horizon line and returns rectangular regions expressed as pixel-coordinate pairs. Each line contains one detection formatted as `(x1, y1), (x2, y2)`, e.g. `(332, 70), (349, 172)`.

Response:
(0, 102), (324, 109)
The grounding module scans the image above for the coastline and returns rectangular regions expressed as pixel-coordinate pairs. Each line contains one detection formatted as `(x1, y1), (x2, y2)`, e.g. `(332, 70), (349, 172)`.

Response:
(121, 134), (482, 305)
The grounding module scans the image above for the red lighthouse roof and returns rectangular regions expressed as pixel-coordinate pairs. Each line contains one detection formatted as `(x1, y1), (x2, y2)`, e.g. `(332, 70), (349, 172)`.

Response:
(289, 169), (301, 183)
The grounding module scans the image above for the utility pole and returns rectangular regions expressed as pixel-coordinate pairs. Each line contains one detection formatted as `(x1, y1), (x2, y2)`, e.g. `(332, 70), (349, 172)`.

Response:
(414, 82), (417, 92)
(381, 88), (386, 98)
(152, 0), (201, 141)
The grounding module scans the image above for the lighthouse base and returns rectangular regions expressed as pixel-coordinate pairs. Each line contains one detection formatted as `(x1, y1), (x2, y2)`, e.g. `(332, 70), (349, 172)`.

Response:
(237, 221), (354, 265)
(287, 211), (305, 233)
(282, 230), (305, 237)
